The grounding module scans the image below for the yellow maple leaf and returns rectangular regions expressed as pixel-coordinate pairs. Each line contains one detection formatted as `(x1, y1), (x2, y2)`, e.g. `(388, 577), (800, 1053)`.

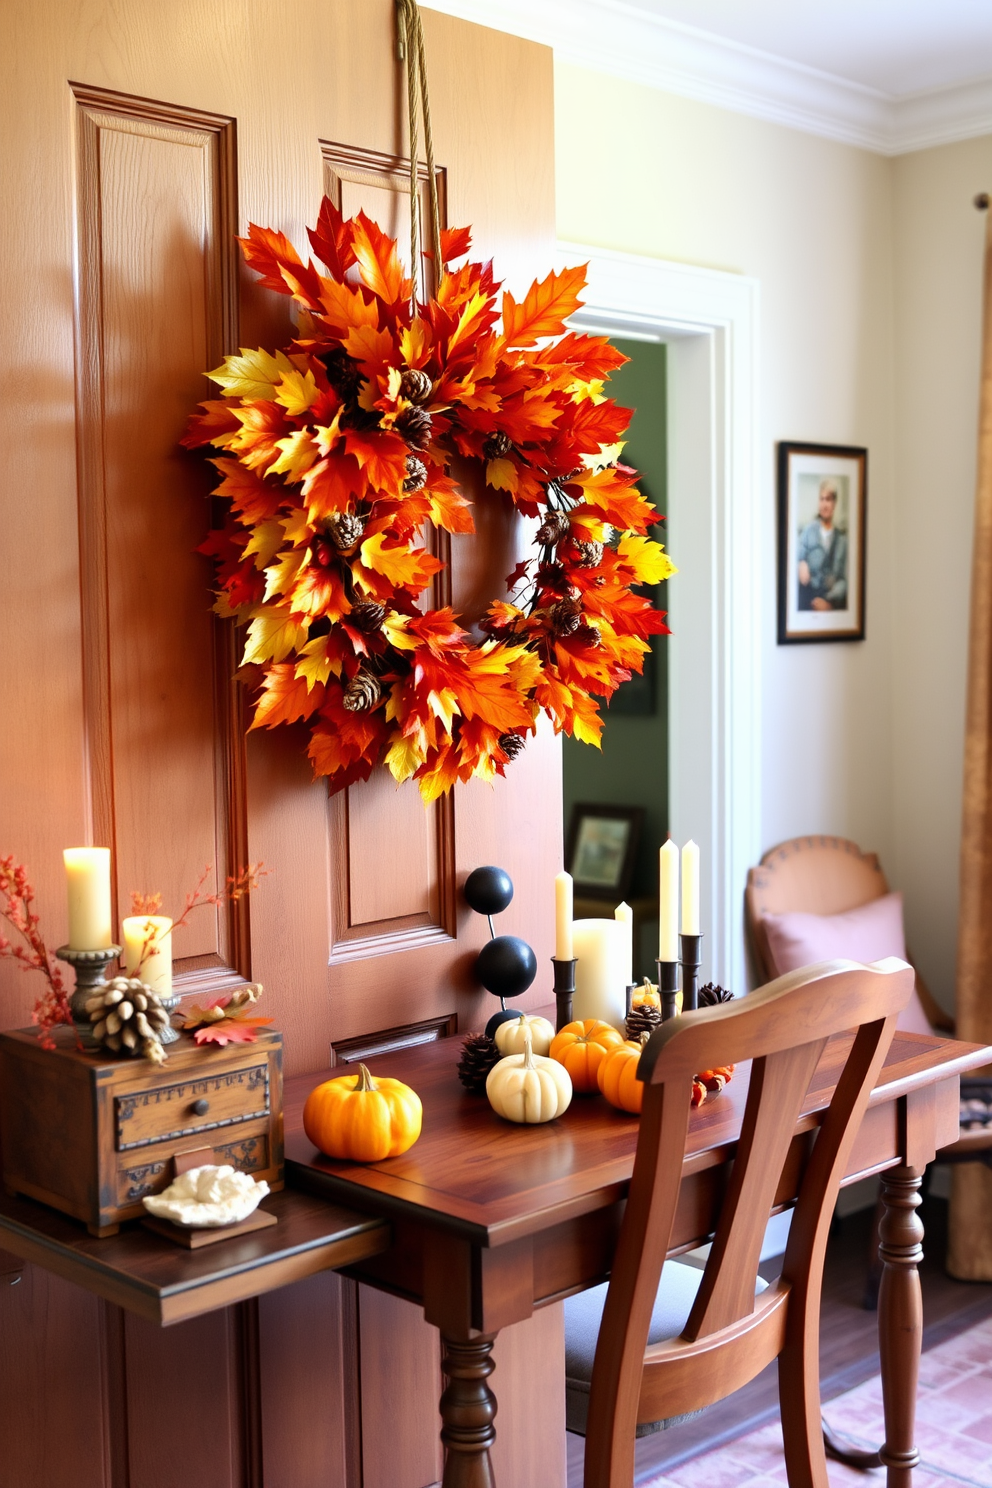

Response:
(274, 368), (318, 417)
(428, 688), (460, 732)
(294, 634), (341, 689)
(268, 429), (319, 480)
(263, 548), (307, 602)
(242, 609), (308, 665)
(486, 458), (518, 494)
(400, 318), (431, 368)
(359, 532), (444, 591)
(382, 613), (417, 651)
(243, 519), (286, 570)
(281, 508), (312, 546)
(385, 732), (427, 783)
(208, 348), (295, 401)
(314, 411), (343, 456)
(616, 534), (677, 585)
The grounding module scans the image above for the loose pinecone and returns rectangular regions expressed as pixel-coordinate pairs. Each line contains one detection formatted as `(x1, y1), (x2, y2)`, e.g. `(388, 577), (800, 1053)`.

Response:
(403, 455), (428, 493)
(349, 601), (386, 634)
(85, 977), (169, 1064)
(342, 668), (382, 713)
(550, 598), (581, 636)
(483, 431), (512, 460)
(626, 1002), (662, 1042)
(575, 539), (604, 568)
(325, 511), (366, 552)
(395, 405), (433, 451)
(536, 511), (571, 547)
(321, 346), (362, 400)
(400, 367), (433, 404)
(498, 733), (525, 760)
(457, 1033), (501, 1093)
(698, 982), (735, 1007)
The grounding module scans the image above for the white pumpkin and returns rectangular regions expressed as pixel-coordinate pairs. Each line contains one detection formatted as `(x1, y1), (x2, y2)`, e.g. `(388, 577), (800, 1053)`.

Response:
(493, 1012), (556, 1058)
(486, 1029), (572, 1124)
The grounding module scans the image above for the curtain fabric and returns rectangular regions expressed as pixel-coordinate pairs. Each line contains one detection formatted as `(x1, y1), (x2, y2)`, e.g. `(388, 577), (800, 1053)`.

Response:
(950, 201), (992, 1282)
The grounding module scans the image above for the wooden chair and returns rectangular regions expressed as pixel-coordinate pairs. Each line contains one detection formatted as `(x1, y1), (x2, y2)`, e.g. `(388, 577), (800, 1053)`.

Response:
(746, 836), (991, 1171)
(567, 957), (914, 1488)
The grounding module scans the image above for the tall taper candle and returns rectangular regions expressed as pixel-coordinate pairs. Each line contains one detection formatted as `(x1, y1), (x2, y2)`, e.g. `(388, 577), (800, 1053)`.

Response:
(659, 840), (679, 962)
(614, 901), (633, 989)
(122, 915), (173, 997)
(681, 839), (700, 935)
(63, 847), (113, 951)
(555, 871), (574, 961)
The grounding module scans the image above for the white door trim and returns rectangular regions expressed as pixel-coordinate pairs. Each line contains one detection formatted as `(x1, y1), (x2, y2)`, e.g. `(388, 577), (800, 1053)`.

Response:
(557, 242), (761, 994)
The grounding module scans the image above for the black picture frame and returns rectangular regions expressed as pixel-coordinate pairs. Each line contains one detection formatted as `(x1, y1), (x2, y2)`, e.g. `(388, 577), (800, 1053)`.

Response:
(566, 803), (645, 900)
(777, 441), (867, 644)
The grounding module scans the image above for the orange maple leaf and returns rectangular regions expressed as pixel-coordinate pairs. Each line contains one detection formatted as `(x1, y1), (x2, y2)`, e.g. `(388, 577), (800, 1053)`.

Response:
(250, 663), (325, 730)
(358, 532), (444, 592)
(351, 212), (407, 305)
(307, 196), (356, 280)
(343, 428), (409, 493)
(501, 264), (587, 348)
(193, 1016), (274, 1046)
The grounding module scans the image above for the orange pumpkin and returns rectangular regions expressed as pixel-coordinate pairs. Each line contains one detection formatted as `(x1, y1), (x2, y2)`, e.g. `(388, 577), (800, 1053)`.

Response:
(303, 1063), (423, 1162)
(630, 978), (660, 1012)
(597, 1038), (648, 1114)
(549, 1019), (624, 1094)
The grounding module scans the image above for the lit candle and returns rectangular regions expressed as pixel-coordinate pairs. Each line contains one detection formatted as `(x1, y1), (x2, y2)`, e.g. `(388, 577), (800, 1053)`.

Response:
(573, 918), (626, 1031)
(122, 916), (173, 996)
(681, 840), (700, 935)
(658, 840), (678, 961)
(555, 871), (574, 961)
(614, 901), (633, 988)
(63, 847), (113, 951)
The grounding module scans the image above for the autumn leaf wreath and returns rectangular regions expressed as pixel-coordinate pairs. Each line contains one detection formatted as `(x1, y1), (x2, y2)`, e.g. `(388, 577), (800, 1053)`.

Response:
(184, 200), (675, 801)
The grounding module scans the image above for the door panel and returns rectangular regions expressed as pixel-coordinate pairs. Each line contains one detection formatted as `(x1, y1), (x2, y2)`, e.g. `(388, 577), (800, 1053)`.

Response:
(0, 3), (559, 1484)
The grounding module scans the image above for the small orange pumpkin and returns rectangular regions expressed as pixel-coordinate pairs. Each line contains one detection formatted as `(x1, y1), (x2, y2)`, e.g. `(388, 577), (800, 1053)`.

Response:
(303, 1063), (423, 1162)
(549, 1019), (624, 1094)
(597, 1037), (648, 1114)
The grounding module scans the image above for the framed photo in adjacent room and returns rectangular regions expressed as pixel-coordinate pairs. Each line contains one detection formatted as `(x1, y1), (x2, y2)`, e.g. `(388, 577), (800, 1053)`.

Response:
(566, 803), (645, 900)
(777, 442), (867, 644)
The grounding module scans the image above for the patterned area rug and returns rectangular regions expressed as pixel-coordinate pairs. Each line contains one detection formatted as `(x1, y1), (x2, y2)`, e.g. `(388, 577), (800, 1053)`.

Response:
(642, 1314), (992, 1487)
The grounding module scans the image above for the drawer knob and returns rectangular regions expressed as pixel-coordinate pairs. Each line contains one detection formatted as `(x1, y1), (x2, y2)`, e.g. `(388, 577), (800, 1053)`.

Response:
(191, 1099), (210, 1117)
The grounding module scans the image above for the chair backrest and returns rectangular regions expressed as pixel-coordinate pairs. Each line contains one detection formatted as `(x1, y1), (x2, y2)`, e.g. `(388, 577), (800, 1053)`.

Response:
(745, 836), (888, 984)
(582, 958), (914, 1488)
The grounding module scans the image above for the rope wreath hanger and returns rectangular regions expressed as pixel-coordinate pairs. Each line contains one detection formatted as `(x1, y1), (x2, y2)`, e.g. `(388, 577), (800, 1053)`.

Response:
(396, 0), (441, 307)
(183, 20), (675, 801)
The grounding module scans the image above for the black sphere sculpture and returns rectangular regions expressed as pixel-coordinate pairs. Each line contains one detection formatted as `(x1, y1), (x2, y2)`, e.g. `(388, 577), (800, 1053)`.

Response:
(476, 935), (538, 1000)
(465, 865), (537, 1011)
(464, 865), (514, 918)
(484, 1007), (522, 1041)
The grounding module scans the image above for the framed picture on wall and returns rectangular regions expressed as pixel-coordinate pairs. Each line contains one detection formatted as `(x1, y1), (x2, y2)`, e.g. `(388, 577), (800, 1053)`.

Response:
(566, 803), (645, 900)
(777, 442), (867, 643)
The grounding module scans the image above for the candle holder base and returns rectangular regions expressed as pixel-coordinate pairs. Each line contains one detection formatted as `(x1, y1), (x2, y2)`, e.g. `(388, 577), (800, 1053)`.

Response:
(657, 960), (680, 1022)
(56, 945), (122, 1047)
(158, 990), (181, 1044)
(551, 958), (577, 1032)
(679, 933), (703, 1013)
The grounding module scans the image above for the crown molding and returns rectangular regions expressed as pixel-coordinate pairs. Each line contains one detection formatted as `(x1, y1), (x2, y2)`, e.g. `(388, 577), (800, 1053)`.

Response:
(425, 0), (992, 155)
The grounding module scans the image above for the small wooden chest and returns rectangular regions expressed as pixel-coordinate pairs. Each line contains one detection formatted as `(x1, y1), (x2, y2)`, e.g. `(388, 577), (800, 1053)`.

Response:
(0, 1027), (283, 1235)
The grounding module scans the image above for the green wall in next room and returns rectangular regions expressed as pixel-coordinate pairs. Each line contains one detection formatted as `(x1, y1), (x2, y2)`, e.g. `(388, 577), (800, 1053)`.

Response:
(562, 337), (669, 907)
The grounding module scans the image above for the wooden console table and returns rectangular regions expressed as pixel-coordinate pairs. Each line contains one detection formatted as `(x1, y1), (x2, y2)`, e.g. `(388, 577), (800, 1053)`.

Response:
(284, 1025), (992, 1488)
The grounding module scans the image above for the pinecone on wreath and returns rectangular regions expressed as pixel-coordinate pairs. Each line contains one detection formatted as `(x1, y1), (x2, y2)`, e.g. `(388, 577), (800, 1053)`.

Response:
(85, 978), (170, 1064)
(325, 512), (366, 552)
(320, 346), (362, 400)
(400, 367), (432, 404)
(395, 405), (433, 450)
(483, 431), (512, 460)
(574, 539), (604, 568)
(457, 1033), (501, 1093)
(343, 668), (383, 713)
(403, 455), (428, 493)
(498, 733), (525, 761)
(349, 601), (386, 634)
(625, 1001), (662, 1043)
(698, 983), (735, 1007)
(550, 598), (581, 637)
(536, 511), (570, 548)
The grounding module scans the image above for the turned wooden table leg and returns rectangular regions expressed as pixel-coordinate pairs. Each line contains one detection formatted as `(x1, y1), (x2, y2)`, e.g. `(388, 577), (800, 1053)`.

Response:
(439, 1333), (497, 1488)
(877, 1165), (924, 1488)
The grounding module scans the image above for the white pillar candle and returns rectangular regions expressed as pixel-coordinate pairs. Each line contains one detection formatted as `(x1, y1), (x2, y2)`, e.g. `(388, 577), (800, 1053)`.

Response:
(555, 871), (574, 960)
(681, 840), (700, 935)
(122, 915), (173, 996)
(573, 918), (626, 1031)
(658, 840), (679, 961)
(63, 847), (113, 951)
(614, 901), (633, 988)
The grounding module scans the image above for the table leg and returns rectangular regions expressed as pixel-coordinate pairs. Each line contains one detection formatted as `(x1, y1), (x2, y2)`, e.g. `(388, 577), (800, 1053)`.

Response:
(439, 1332), (497, 1488)
(877, 1165), (924, 1487)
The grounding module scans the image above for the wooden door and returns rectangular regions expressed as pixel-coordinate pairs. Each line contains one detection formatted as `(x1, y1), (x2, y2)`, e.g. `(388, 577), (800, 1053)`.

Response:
(0, 4), (563, 1484)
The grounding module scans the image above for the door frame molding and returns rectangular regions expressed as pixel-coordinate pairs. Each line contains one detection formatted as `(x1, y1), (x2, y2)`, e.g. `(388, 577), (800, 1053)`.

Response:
(558, 242), (761, 993)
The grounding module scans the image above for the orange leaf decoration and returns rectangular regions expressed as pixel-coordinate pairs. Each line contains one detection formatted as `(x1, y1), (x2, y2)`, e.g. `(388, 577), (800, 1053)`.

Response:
(193, 1017), (274, 1047)
(184, 199), (675, 799)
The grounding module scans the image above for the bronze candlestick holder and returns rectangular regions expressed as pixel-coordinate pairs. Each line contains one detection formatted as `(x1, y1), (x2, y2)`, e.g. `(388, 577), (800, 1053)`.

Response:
(552, 957), (577, 1032)
(55, 944), (122, 1046)
(656, 959), (680, 1022)
(680, 932), (703, 1012)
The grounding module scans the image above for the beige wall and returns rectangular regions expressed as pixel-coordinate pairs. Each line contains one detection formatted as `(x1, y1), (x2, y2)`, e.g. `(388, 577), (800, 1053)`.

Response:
(555, 62), (992, 1008)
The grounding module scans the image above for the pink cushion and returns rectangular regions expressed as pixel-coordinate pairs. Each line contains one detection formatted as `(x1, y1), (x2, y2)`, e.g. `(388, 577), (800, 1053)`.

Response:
(761, 892), (932, 1035)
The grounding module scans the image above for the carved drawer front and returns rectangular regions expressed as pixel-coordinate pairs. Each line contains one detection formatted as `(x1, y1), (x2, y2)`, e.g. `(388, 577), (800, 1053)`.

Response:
(114, 1062), (270, 1152)
(115, 1128), (271, 1205)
